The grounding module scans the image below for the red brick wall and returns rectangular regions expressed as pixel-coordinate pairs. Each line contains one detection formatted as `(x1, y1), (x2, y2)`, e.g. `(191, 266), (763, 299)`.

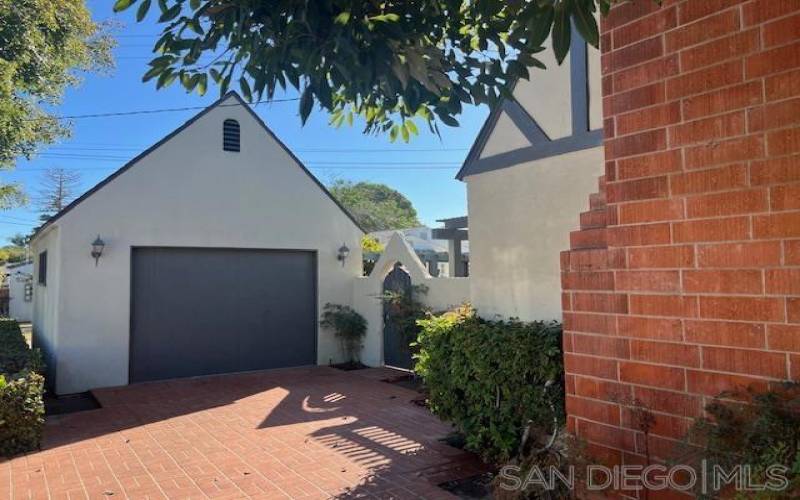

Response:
(561, 0), (800, 478)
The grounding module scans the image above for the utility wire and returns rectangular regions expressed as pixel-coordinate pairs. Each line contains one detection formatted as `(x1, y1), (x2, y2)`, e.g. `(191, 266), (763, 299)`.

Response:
(26, 98), (300, 122)
(34, 153), (460, 165)
(44, 145), (470, 153)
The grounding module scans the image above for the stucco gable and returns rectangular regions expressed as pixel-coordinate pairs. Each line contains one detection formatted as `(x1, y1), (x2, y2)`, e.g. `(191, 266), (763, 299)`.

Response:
(32, 92), (364, 242)
(456, 28), (603, 181)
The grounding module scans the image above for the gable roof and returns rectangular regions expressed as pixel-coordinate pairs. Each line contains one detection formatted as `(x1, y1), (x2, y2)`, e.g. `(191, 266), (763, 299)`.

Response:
(32, 92), (365, 241)
(456, 29), (603, 181)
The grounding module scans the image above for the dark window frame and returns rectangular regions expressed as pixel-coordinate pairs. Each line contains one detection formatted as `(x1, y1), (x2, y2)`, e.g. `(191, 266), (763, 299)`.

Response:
(223, 119), (240, 152)
(38, 251), (47, 286)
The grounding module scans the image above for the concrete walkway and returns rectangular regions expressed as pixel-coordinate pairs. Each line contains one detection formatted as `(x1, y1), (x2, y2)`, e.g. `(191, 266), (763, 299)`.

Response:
(2, 367), (483, 499)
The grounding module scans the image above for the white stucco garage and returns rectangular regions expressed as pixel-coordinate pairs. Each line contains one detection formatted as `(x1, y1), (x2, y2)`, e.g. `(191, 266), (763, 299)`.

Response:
(31, 92), (364, 395)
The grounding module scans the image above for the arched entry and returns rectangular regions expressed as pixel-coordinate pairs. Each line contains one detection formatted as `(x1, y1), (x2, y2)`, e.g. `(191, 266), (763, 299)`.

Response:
(383, 262), (413, 369)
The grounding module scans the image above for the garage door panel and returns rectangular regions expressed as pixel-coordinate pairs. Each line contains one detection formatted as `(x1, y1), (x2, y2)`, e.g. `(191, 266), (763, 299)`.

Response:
(130, 247), (316, 383)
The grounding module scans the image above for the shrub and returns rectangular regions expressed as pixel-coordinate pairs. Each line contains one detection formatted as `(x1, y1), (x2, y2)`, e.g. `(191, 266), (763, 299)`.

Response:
(415, 305), (564, 463)
(319, 304), (367, 363)
(676, 383), (800, 499)
(0, 319), (45, 457)
(0, 372), (45, 456)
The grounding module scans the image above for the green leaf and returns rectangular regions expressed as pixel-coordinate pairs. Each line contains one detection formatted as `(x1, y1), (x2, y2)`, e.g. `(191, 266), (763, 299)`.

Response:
(113, 0), (136, 12)
(401, 122), (410, 142)
(196, 73), (207, 95)
(299, 86), (314, 125)
(370, 13), (400, 23)
(438, 113), (459, 127)
(239, 77), (252, 101)
(334, 12), (351, 25)
(156, 69), (177, 89)
(159, 4), (181, 22)
(552, 1), (572, 65)
(405, 120), (418, 136)
(142, 65), (164, 82)
(189, 0), (200, 9)
(527, 6), (555, 48)
(571, 0), (599, 48)
(136, 0), (151, 21)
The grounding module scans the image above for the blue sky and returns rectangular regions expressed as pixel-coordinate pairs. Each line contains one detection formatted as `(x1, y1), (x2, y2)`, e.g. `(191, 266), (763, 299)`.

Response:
(0, 0), (489, 243)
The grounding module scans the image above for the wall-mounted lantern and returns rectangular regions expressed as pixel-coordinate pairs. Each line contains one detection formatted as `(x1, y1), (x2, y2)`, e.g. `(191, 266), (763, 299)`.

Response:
(91, 235), (105, 266)
(337, 243), (350, 266)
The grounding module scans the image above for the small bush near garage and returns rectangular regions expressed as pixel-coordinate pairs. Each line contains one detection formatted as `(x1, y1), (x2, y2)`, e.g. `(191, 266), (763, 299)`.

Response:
(0, 319), (45, 457)
(320, 304), (367, 365)
(415, 305), (564, 464)
(675, 383), (800, 498)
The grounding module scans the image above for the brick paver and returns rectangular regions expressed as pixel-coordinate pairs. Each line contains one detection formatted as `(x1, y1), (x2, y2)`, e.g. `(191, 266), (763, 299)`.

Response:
(1, 367), (483, 499)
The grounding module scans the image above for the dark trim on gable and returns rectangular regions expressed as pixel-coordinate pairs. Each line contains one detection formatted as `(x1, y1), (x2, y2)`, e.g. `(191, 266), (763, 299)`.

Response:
(456, 25), (603, 181)
(458, 102), (505, 178)
(461, 130), (603, 178)
(504, 99), (551, 144)
(32, 92), (365, 241)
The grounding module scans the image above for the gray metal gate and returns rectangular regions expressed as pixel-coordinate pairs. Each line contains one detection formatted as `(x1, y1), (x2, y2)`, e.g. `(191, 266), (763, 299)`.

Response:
(383, 263), (414, 369)
(130, 247), (317, 383)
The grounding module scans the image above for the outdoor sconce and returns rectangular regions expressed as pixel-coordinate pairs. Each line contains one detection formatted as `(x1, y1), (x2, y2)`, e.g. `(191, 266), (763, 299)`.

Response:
(337, 243), (350, 266)
(91, 235), (105, 266)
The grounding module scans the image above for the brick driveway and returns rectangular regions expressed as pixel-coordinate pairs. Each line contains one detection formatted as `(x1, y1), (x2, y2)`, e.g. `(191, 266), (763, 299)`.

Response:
(2, 367), (483, 499)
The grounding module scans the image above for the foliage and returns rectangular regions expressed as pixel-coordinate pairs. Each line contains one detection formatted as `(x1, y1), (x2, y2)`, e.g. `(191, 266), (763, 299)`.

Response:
(362, 236), (384, 276)
(0, 0), (113, 207)
(319, 303), (367, 364)
(0, 319), (45, 457)
(114, 0), (637, 139)
(0, 319), (42, 375)
(494, 430), (589, 500)
(9, 234), (31, 248)
(36, 167), (82, 218)
(0, 245), (26, 265)
(676, 383), (800, 499)
(361, 235), (384, 255)
(329, 181), (420, 232)
(415, 305), (564, 464)
(381, 283), (429, 347)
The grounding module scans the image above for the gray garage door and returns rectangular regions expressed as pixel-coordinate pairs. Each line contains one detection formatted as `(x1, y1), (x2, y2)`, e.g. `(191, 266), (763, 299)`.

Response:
(130, 247), (317, 383)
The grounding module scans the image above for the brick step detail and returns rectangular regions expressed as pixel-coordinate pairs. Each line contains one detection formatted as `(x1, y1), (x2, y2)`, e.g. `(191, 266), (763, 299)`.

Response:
(570, 227), (608, 250)
(580, 208), (608, 229)
(589, 191), (607, 210)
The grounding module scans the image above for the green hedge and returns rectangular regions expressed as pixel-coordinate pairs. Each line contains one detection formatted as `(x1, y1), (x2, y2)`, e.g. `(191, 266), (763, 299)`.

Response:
(0, 319), (45, 457)
(415, 306), (564, 464)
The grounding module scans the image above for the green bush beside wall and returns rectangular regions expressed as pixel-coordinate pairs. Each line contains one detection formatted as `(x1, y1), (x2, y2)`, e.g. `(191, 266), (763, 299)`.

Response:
(415, 306), (564, 463)
(0, 319), (45, 457)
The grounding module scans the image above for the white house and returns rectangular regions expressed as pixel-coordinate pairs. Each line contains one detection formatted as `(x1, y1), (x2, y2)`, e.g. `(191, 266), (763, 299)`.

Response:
(31, 93), (364, 395)
(7, 261), (33, 323)
(456, 28), (605, 321)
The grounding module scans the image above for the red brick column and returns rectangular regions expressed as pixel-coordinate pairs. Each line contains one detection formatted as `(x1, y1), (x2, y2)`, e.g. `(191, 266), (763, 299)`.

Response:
(561, 0), (800, 476)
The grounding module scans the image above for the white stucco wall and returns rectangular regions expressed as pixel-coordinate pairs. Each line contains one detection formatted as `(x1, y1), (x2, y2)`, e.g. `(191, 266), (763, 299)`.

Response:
(8, 262), (33, 323)
(31, 94), (363, 395)
(353, 233), (470, 367)
(466, 147), (604, 321)
(31, 226), (60, 382)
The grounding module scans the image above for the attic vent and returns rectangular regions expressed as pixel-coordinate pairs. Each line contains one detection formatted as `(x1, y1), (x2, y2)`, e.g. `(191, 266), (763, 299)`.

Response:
(223, 119), (240, 152)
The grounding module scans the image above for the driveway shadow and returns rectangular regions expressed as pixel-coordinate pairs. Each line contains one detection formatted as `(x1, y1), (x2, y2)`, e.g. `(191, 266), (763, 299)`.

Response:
(23, 366), (484, 498)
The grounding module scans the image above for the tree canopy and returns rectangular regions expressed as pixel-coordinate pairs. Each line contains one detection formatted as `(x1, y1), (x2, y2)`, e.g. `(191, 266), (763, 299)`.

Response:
(0, 0), (113, 207)
(113, 0), (620, 140)
(329, 180), (420, 232)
